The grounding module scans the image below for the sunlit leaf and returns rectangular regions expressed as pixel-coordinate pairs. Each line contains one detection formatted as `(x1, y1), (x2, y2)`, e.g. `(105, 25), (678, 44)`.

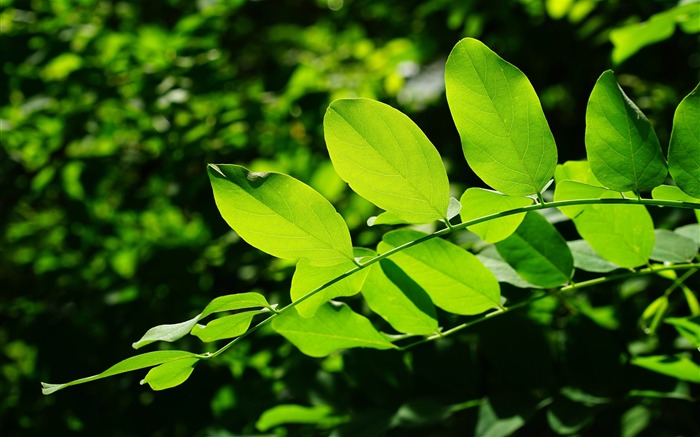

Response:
(378, 229), (501, 315)
(208, 164), (353, 266)
(460, 188), (533, 243)
(256, 404), (337, 432)
(140, 357), (199, 391)
(495, 212), (574, 288)
(651, 185), (700, 223)
(324, 98), (450, 224)
(190, 310), (263, 342)
(291, 248), (373, 318)
(41, 350), (197, 395)
(554, 180), (655, 267)
(362, 259), (438, 335)
(631, 355), (700, 383)
(132, 314), (202, 350)
(554, 160), (601, 186)
(665, 316), (700, 348)
(585, 70), (666, 192)
(445, 38), (557, 197)
(669, 84), (700, 198)
(271, 302), (396, 357)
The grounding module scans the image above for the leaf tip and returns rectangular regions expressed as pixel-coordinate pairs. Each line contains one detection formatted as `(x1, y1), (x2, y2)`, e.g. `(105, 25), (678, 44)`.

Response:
(41, 382), (63, 395)
(207, 163), (225, 177)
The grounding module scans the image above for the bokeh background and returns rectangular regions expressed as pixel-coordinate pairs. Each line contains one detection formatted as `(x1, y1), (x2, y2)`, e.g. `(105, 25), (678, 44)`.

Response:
(2, 0), (699, 435)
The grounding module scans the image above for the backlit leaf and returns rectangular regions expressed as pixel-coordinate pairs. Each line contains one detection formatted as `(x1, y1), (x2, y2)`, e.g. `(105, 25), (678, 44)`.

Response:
(495, 212), (574, 287)
(271, 302), (396, 357)
(290, 248), (373, 318)
(362, 259), (438, 335)
(460, 188), (533, 243)
(585, 70), (667, 192)
(256, 404), (336, 432)
(631, 355), (700, 383)
(669, 85), (700, 198)
(140, 357), (199, 391)
(324, 98), (450, 224)
(554, 180), (655, 267)
(665, 316), (700, 348)
(378, 229), (501, 315)
(191, 310), (263, 342)
(208, 164), (353, 266)
(554, 160), (601, 186)
(445, 38), (557, 196)
(651, 185), (700, 223)
(41, 350), (197, 395)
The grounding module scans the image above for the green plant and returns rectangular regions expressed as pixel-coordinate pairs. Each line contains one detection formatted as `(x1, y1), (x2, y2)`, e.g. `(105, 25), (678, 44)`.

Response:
(41, 36), (699, 418)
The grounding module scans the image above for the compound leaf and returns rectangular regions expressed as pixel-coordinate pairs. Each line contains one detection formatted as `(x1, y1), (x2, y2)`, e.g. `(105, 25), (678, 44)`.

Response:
(585, 70), (667, 192)
(445, 38), (557, 197)
(140, 357), (199, 391)
(271, 302), (396, 357)
(324, 98), (450, 224)
(668, 84), (700, 198)
(41, 350), (197, 395)
(460, 188), (533, 243)
(495, 211), (574, 287)
(208, 164), (353, 266)
(378, 229), (501, 315)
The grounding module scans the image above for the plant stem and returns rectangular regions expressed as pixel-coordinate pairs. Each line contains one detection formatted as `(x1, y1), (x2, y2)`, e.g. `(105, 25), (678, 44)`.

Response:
(204, 197), (700, 360)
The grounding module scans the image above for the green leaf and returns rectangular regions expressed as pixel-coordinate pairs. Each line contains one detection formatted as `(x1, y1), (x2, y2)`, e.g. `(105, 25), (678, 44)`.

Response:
(367, 211), (408, 226)
(554, 180), (655, 267)
(651, 185), (700, 223)
(190, 310), (263, 342)
(631, 355), (700, 383)
(208, 164), (353, 266)
(554, 160), (602, 186)
(256, 404), (336, 432)
(585, 70), (667, 192)
(609, 3), (700, 65)
(324, 98), (450, 224)
(378, 229), (501, 315)
(445, 38), (557, 197)
(460, 188), (533, 243)
(669, 84), (700, 198)
(675, 224), (700, 246)
(140, 357), (199, 391)
(41, 350), (197, 395)
(291, 248), (373, 318)
(477, 246), (536, 289)
(665, 316), (700, 348)
(362, 259), (438, 335)
(650, 229), (698, 263)
(495, 212), (574, 288)
(567, 240), (619, 273)
(132, 292), (271, 349)
(271, 302), (396, 357)
(200, 292), (271, 318)
(682, 285), (700, 315)
(640, 295), (668, 335)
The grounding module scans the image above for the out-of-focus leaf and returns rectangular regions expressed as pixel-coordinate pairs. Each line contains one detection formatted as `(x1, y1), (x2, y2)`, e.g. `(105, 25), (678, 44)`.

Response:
(41, 351), (197, 395)
(567, 240), (619, 273)
(271, 302), (396, 357)
(256, 404), (338, 432)
(665, 316), (700, 348)
(140, 357), (199, 391)
(631, 354), (700, 383)
(650, 230), (698, 263)
(477, 246), (536, 288)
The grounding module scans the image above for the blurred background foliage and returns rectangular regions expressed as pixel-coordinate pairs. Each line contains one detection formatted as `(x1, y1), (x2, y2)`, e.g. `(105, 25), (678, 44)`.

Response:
(1, 0), (699, 435)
